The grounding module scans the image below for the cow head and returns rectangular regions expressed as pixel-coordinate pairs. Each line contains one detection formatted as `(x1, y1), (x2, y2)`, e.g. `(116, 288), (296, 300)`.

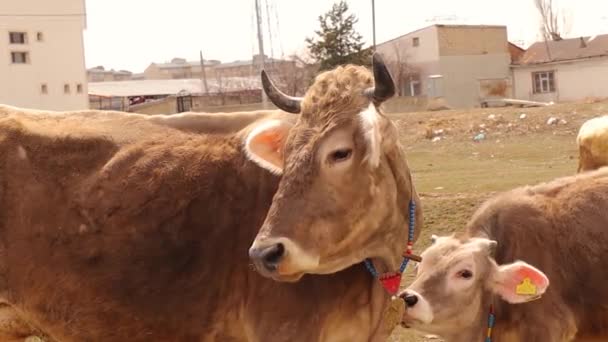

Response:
(245, 53), (420, 282)
(398, 234), (549, 339)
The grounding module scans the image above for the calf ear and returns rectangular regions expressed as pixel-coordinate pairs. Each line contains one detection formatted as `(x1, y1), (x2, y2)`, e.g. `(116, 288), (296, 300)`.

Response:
(489, 260), (550, 304)
(245, 119), (293, 175)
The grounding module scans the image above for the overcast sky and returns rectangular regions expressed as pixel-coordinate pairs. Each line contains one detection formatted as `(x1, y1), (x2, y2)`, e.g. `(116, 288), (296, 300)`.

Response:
(83, 0), (608, 73)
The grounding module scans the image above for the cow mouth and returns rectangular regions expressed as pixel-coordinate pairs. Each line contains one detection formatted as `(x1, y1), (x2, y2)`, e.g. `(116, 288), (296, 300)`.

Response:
(400, 315), (423, 329)
(270, 272), (304, 282)
(250, 263), (304, 282)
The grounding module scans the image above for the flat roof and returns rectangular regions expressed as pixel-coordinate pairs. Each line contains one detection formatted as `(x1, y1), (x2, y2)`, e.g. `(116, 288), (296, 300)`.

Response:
(88, 77), (262, 97)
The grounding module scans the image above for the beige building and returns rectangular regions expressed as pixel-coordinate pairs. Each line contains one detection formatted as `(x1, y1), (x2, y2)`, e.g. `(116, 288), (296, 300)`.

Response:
(87, 66), (133, 82)
(143, 55), (296, 82)
(375, 24), (514, 108)
(512, 34), (608, 103)
(0, 0), (88, 110)
(143, 57), (221, 80)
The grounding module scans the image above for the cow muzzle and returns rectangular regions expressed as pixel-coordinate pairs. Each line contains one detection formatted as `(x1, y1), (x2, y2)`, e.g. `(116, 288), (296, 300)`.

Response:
(398, 289), (434, 326)
(248, 237), (320, 281)
(249, 242), (285, 274)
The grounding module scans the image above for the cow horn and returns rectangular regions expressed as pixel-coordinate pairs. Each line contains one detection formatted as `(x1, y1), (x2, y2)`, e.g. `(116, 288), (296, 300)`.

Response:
(261, 70), (302, 114)
(365, 52), (396, 103)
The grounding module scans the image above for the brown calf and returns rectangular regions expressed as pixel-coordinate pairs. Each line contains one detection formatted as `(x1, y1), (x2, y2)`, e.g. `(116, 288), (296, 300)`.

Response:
(398, 167), (608, 341)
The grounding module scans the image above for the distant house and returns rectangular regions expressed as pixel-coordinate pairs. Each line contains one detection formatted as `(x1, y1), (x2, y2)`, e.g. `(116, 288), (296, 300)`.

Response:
(87, 66), (133, 82)
(213, 54), (296, 78)
(143, 55), (296, 82)
(143, 57), (220, 80)
(375, 24), (514, 108)
(511, 34), (608, 102)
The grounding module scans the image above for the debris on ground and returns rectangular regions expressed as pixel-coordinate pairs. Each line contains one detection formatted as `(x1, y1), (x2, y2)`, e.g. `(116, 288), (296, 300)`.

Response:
(519, 113), (527, 120)
(432, 136), (442, 142)
(547, 117), (559, 125)
(473, 133), (486, 142)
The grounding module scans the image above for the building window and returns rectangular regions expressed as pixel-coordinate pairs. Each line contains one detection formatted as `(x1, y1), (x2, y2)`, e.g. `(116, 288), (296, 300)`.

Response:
(532, 71), (556, 93)
(11, 52), (29, 64)
(64, 84), (71, 94)
(37, 32), (44, 42)
(76, 84), (83, 93)
(413, 37), (420, 47)
(41, 84), (48, 94)
(9, 32), (27, 44)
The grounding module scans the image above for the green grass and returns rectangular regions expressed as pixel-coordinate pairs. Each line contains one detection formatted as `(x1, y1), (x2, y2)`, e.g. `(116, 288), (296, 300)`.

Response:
(406, 134), (579, 194)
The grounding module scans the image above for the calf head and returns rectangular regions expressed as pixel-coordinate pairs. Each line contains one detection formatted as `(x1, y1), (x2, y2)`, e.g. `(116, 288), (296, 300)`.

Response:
(398, 234), (549, 339)
(245, 53), (419, 282)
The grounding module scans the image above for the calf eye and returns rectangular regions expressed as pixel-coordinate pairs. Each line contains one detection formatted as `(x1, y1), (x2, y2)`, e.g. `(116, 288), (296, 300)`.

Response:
(457, 270), (473, 279)
(329, 148), (352, 163)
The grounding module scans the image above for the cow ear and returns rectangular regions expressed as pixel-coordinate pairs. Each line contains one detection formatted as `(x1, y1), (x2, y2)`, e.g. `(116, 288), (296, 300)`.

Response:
(245, 119), (293, 174)
(489, 260), (549, 304)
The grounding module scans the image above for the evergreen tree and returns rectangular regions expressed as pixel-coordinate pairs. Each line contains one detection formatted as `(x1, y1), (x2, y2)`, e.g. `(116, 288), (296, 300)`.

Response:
(305, 1), (372, 71)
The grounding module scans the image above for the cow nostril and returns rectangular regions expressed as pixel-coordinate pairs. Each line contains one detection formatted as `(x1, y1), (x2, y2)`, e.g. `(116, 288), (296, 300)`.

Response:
(403, 294), (418, 308)
(261, 243), (285, 271)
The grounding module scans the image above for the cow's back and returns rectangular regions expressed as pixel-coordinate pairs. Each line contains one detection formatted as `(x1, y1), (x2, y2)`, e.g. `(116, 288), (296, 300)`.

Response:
(0, 106), (281, 341)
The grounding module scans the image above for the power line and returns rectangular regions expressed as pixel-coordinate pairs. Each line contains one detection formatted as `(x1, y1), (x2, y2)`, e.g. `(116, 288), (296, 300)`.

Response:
(264, 0), (275, 60)
(272, 0), (284, 57)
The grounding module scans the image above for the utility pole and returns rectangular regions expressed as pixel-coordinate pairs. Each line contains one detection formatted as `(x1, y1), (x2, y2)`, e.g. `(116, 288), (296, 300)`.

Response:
(199, 50), (209, 95)
(254, 0), (268, 108)
(371, 0), (376, 50)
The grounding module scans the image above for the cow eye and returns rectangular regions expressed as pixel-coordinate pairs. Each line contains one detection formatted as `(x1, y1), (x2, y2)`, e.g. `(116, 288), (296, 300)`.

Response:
(329, 148), (352, 163)
(457, 270), (473, 279)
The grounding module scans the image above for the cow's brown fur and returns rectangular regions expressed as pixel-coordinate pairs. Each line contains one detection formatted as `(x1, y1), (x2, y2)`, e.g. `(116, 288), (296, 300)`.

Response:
(0, 63), (418, 342)
(399, 167), (608, 341)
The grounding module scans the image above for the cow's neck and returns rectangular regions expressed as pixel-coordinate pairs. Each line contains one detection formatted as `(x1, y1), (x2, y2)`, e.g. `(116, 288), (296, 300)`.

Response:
(442, 294), (498, 342)
(374, 144), (418, 274)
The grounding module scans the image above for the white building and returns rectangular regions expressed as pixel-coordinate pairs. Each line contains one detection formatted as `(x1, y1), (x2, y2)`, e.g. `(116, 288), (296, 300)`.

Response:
(512, 34), (608, 103)
(0, 0), (88, 110)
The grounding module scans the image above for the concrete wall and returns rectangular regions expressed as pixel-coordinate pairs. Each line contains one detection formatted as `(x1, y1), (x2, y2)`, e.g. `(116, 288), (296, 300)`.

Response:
(437, 26), (508, 56)
(440, 54), (512, 108)
(512, 57), (608, 102)
(0, 0), (88, 110)
(435, 26), (510, 108)
(130, 98), (176, 115)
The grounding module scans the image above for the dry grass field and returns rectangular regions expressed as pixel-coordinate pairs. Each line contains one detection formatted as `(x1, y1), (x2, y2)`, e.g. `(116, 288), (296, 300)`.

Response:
(386, 99), (608, 341)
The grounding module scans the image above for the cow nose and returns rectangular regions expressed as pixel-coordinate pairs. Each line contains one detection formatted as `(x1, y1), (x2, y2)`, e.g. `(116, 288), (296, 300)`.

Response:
(401, 293), (419, 308)
(249, 243), (285, 272)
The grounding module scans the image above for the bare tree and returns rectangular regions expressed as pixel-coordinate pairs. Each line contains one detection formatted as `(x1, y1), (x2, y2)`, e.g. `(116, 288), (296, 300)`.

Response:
(270, 50), (319, 97)
(534, 0), (572, 41)
(385, 41), (418, 96)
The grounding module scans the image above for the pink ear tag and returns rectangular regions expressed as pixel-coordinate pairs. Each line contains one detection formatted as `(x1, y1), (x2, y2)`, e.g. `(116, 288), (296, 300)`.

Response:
(379, 273), (402, 295)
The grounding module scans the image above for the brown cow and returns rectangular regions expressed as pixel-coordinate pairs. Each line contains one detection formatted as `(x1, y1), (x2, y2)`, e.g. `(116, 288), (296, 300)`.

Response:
(0, 53), (421, 341)
(397, 167), (608, 341)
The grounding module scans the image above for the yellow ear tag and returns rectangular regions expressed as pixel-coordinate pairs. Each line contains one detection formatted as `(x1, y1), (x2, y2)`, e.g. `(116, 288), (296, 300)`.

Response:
(516, 277), (537, 295)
